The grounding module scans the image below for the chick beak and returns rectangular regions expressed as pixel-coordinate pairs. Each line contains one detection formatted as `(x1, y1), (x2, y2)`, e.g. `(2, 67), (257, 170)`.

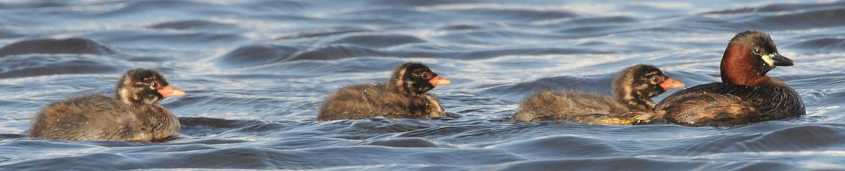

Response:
(659, 78), (685, 90)
(429, 76), (451, 87)
(158, 86), (186, 97)
(772, 53), (794, 66)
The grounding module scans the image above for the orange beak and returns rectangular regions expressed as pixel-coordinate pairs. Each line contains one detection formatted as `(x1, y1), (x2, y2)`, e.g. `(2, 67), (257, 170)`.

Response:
(158, 85), (186, 97)
(429, 76), (451, 87)
(659, 78), (685, 90)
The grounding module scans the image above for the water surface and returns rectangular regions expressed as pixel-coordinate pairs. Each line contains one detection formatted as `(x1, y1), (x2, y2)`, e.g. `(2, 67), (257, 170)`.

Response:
(1, 0), (845, 170)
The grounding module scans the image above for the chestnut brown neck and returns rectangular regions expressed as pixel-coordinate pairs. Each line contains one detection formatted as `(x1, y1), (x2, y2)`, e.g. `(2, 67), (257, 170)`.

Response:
(720, 43), (770, 87)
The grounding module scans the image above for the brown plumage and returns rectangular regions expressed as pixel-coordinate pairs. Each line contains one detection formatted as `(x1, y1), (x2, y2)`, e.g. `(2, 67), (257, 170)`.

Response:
(29, 69), (185, 142)
(317, 62), (450, 120)
(656, 31), (805, 127)
(514, 64), (684, 125)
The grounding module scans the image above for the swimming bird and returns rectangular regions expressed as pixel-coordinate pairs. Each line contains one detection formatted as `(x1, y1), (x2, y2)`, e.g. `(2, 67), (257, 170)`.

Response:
(29, 69), (185, 142)
(655, 31), (804, 126)
(514, 64), (684, 125)
(318, 62), (450, 120)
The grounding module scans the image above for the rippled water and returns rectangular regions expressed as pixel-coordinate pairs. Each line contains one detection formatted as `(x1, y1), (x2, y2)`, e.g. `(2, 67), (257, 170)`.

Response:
(1, 0), (845, 170)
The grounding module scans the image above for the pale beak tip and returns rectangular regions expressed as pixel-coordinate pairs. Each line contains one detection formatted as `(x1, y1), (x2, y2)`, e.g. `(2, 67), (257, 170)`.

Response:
(159, 86), (186, 97)
(170, 90), (186, 97)
(439, 79), (451, 85)
(430, 76), (451, 86)
(660, 78), (685, 90)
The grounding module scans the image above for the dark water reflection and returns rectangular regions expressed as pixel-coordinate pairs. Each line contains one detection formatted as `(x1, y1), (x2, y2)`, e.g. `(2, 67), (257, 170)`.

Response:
(1, 0), (845, 170)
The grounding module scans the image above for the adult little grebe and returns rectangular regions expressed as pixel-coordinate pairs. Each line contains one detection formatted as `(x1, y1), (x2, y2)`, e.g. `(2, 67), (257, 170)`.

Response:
(655, 31), (805, 126)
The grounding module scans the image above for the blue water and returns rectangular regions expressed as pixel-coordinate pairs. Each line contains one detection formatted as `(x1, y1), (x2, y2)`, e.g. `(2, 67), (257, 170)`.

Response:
(1, 0), (845, 170)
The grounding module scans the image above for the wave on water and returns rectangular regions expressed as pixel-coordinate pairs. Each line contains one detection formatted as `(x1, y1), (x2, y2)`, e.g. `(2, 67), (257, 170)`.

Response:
(1, 0), (845, 170)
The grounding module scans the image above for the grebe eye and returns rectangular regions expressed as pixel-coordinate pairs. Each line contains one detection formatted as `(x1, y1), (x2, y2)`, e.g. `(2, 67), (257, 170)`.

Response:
(422, 72), (433, 79)
(650, 76), (663, 84)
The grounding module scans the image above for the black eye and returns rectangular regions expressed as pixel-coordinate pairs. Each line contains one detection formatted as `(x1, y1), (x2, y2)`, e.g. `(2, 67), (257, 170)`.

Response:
(650, 76), (664, 84)
(752, 47), (762, 56)
(421, 72), (433, 80)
